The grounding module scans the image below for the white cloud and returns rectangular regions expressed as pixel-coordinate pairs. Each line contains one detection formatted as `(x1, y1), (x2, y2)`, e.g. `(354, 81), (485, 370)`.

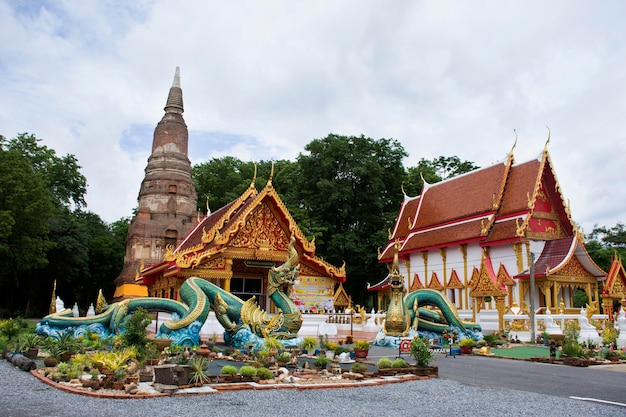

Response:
(1, 0), (625, 235)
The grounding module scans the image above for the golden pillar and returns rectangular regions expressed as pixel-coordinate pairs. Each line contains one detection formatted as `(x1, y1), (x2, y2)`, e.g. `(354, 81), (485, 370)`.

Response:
(495, 296), (506, 331)
(460, 244), (468, 310)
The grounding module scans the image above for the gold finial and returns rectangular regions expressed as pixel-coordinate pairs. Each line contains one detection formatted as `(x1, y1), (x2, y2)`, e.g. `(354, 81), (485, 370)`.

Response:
(267, 161), (275, 185)
(206, 196), (211, 214)
(401, 182), (407, 197)
(388, 228), (392, 240)
(49, 279), (57, 314)
(197, 208), (201, 223)
(510, 129), (518, 155)
(420, 169), (428, 185)
(250, 163), (257, 188)
(544, 125), (551, 151)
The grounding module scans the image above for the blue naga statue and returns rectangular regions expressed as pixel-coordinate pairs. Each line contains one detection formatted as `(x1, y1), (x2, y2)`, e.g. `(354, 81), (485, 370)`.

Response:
(37, 235), (303, 348)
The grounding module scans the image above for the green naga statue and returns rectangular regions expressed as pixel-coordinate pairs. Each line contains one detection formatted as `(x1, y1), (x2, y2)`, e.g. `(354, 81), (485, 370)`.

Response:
(37, 234), (303, 348)
(382, 240), (482, 340)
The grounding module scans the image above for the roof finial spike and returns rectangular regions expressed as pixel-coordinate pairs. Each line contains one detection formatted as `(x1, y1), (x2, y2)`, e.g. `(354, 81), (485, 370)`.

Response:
(206, 196), (211, 214)
(267, 161), (275, 185)
(401, 182), (407, 198)
(510, 129), (518, 155)
(420, 169), (429, 186)
(164, 67), (183, 113)
(172, 66), (181, 88)
(250, 163), (257, 188)
(544, 125), (551, 152)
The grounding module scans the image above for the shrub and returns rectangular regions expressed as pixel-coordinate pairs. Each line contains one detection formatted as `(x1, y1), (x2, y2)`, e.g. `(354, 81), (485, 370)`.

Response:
(301, 336), (317, 351)
(0, 319), (20, 340)
(239, 365), (258, 378)
(220, 365), (238, 375)
(276, 351), (291, 363)
(411, 337), (434, 367)
(391, 358), (407, 368)
(350, 363), (368, 373)
(313, 355), (330, 368)
(460, 338), (477, 347)
(121, 308), (152, 354)
(325, 341), (339, 352)
(256, 367), (273, 380)
(354, 340), (370, 350)
(264, 337), (283, 351)
(377, 357), (393, 369)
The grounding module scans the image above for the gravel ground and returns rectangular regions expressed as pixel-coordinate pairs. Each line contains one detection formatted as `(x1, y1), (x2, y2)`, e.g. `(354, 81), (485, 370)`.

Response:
(1, 360), (624, 417)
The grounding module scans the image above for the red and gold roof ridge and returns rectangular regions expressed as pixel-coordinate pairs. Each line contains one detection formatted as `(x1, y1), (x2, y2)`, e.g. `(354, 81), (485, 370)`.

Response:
(605, 251), (626, 295)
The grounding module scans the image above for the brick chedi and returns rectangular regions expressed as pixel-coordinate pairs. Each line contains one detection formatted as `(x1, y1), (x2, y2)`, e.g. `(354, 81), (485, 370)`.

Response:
(113, 67), (198, 300)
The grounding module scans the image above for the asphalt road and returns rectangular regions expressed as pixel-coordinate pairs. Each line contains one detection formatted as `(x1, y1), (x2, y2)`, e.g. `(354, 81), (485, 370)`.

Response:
(434, 353), (626, 405)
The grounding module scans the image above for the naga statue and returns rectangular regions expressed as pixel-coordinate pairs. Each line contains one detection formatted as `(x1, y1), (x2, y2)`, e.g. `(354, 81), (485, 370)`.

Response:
(378, 241), (482, 344)
(37, 234), (303, 348)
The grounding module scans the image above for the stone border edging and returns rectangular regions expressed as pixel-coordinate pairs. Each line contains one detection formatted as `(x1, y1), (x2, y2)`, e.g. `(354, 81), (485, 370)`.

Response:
(30, 369), (435, 399)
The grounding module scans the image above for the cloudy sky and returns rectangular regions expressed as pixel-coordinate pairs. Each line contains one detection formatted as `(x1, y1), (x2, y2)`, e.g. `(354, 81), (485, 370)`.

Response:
(1, 1), (624, 234)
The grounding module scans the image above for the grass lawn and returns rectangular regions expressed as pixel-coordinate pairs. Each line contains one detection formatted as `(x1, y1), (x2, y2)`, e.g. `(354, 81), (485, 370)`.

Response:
(490, 345), (551, 359)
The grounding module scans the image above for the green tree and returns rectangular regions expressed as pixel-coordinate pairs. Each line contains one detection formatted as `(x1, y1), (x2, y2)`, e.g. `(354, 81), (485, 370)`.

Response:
(586, 223), (626, 271)
(0, 133), (89, 316)
(295, 134), (408, 304)
(405, 156), (480, 196)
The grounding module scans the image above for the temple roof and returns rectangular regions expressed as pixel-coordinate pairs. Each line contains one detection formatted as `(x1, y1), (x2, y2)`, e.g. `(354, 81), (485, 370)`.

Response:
(367, 274), (391, 292)
(514, 235), (605, 279)
(140, 179), (346, 283)
(379, 145), (575, 262)
(604, 252), (626, 298)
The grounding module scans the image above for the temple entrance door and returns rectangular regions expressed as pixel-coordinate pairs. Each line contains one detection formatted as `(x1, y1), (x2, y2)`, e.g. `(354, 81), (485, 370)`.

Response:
(230, 277), (265, 310)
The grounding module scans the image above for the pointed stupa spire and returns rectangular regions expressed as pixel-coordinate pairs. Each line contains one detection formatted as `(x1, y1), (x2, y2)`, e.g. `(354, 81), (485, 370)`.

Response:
(164, 66), (184, 114)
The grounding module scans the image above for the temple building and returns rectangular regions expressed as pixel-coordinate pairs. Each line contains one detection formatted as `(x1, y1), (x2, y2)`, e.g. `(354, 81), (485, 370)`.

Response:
(602, 252), (626, 321)
(138, 169), (347, 313)
(373, 141), (606, 331)
(113, 68), (198, 300)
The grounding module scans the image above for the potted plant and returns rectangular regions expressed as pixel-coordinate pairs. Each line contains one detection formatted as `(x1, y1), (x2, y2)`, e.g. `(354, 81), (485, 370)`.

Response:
(313, 355), (330, 370)
(354, 340), (370, 359)
(42, 340), (66, 367)
(264, 336), (283, 356)
(459, 338), (477, 354)
(55, 332), (82, 362)
(276, 351), (291, 365)
(301, 336), (317, 355)
(17, 334), (42, 359)
(324, 341), (339, 359)
(112, 368), (126, 390)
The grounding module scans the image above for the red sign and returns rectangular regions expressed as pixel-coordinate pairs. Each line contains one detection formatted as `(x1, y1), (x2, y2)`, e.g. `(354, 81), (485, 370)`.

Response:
(399, 338), (412, 353)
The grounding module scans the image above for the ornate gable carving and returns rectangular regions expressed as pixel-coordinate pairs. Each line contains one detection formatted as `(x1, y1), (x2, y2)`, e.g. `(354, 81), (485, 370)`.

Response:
(409, 273), (424, 291)
(230, 204), (290, 251)
(447, 269), (465, 289)
(427, 272), (443, 290)
(469, 260), (506, 297)
(552, 256), (591, 278)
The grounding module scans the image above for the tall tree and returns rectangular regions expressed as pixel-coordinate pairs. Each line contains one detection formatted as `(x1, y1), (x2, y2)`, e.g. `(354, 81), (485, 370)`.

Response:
(295, 134), (408, 305)
(586, 222), (626, 271)
(0, 133), (88, 316)
(405, 156), (480, 195)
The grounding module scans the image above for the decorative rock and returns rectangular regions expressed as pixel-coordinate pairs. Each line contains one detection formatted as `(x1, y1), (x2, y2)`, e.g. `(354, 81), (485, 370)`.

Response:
(124, 382), (138, 393)
(153, 383), (179, 394)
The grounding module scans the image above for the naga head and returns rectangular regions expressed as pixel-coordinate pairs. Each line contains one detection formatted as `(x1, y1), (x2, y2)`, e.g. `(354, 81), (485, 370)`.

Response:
(269, 233), (300, 289)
